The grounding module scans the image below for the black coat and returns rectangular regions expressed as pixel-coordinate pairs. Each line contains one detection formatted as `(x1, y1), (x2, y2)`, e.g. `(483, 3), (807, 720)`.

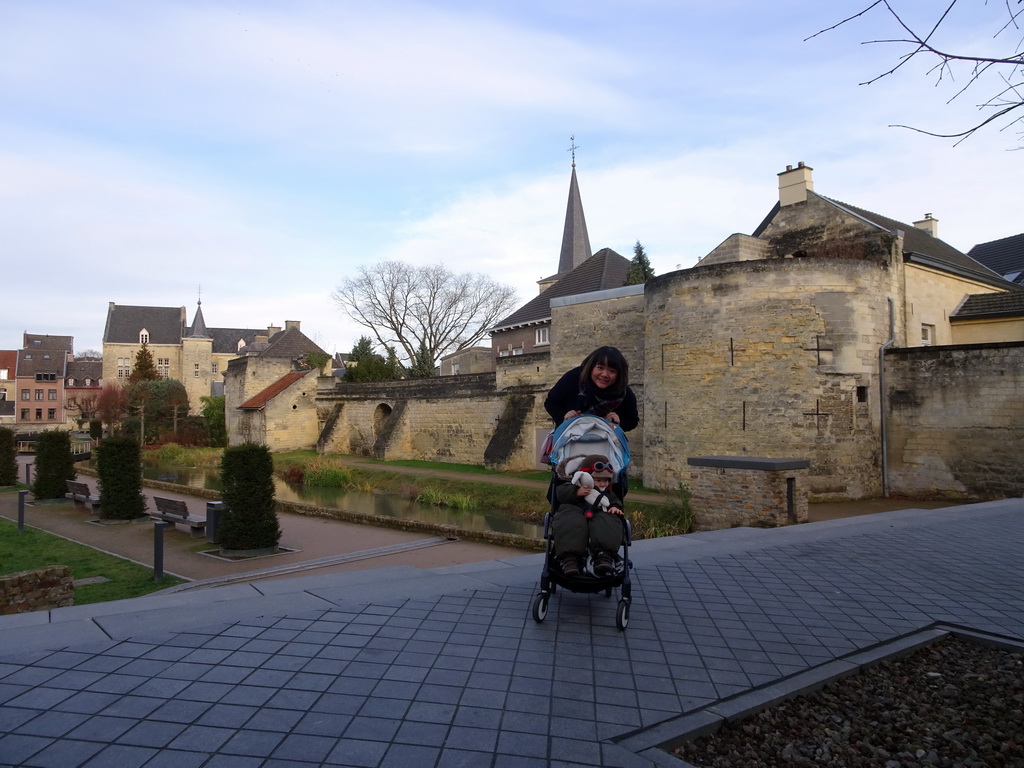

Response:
(544, 366), (639, 431)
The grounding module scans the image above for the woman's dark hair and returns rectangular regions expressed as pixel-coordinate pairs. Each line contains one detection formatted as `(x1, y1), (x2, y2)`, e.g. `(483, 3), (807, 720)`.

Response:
(578, 346), (629, 397)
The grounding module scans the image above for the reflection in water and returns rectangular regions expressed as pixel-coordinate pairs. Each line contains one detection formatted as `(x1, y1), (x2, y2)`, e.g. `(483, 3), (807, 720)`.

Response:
(133, 464), (542, 538)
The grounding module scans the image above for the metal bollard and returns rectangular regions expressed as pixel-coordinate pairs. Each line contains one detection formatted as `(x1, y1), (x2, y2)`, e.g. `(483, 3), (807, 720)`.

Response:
(153, 521), (174, 581)
(24, 463), (32, 485)
(205, 501), (225, 544)
(18, 490), (27, 532)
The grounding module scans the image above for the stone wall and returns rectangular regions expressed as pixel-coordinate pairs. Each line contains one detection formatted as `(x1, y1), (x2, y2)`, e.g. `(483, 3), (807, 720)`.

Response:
(644, 257), (895, 500)
(0, 566), (73, 614)
(885, 342), (1024, 499)
(317, 373), (550, 470)
(686, 457), (810, 529)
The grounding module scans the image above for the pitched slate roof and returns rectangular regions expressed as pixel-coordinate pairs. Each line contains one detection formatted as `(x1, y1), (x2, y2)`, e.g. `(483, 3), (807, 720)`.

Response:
(188, 302), (210, 338)
(104, 304), (185, 345)
(66, 360), (103, 386)
(17, 335), (72, 378)
(242, 326), (326, 362)
(491, 248), (630, 332)
(556, 166), (593, 276)
(754, 194), (1013, 289)
(239, 370), (313, 410)
(951, 291), (1024, 319)
(968, 233), (1024, 285)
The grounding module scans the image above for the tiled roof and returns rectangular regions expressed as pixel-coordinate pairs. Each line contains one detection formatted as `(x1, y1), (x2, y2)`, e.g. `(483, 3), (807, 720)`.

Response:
(969, 233), (1024, 285)
(952, 291), (1024, 319)
(239, 370), (313, 409)
(210, 327), (262, 355)
(491, 248), (630, 331)
(0, 350), (17, 374)
(260, 327), (327, 361)
(17, 335), (71, 378)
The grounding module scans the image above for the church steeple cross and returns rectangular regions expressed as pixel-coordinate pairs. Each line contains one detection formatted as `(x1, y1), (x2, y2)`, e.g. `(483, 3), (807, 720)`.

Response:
(568, 135), (578, 167)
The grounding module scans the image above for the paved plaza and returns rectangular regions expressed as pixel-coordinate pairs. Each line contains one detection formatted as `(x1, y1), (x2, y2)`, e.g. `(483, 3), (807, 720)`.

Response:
(1, 497), (1022, 767)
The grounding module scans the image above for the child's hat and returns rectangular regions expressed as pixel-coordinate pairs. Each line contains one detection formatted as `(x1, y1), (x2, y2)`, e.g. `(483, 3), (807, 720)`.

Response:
(581, 454), (614, 479)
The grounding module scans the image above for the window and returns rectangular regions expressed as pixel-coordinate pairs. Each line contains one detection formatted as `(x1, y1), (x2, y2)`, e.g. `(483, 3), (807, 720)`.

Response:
(140, 329), (149, 344)
(48, 390), (57, 400)
(85, 378), (92, 386)
(35, 409), (42, 420)
(194, 363), (200, 378)
(36, 372), (56, 381)
(157, 358), (170, 378)
(452, 363), (461, 375)
(0, 368), (8, 380)
(856, 386), (868, 404)
(512, 346), (524, 356)
(117, 358), (131, 378)
(211, 362), (219, 374)
(21, 389), (30, 401)
(20, 408), (29, 420)
(535, 327), (550, 346)
(499, 349), (510, 358)
(35, 389), (44, 400)
(921, 324), (935, 346)
(68, 378), (76, 387)
(47, 409), (56, 420)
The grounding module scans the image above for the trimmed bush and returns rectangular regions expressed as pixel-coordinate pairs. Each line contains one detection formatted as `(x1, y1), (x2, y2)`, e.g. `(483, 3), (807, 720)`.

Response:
(219, 443), (281, 551)
(0, 427), (17, 486)
(97, 435), (147, 520)
(31, 431), (76, 499)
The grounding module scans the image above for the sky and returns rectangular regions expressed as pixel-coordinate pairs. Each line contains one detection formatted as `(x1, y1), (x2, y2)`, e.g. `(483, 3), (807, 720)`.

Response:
(2, 0), (1021, 357)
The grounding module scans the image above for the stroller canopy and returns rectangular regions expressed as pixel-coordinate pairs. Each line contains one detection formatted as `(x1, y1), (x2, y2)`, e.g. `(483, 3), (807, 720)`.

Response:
(547, 415), (631, 482)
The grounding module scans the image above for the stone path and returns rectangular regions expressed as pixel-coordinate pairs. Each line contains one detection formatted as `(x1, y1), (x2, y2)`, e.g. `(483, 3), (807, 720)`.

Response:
(1, 495), (1021, 767)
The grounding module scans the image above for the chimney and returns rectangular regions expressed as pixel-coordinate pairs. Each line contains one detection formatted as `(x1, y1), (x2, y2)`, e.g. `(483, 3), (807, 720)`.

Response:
(778, 161), (814, 206)
(266, 325), (281, 336)
(284, 320), (300, 331)
(913, 213), (939, 238)
(254, 334), (269, 345)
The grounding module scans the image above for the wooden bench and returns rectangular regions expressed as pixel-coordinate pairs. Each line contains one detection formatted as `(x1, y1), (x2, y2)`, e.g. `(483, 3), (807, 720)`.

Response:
(151, 496), (207, 538)
(65, 480), (100, 512)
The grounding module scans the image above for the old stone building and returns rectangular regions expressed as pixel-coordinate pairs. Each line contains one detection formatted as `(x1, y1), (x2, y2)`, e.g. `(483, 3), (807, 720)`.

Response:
(102, 300), (281, 410)
(222, 322), (327, 449)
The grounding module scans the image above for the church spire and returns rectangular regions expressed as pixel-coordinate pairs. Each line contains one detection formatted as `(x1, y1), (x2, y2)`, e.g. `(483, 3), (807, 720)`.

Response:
(556, 136), (592, 275)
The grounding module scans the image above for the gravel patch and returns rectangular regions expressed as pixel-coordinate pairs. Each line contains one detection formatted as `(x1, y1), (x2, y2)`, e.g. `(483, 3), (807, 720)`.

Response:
(673, 635), (1024, 767)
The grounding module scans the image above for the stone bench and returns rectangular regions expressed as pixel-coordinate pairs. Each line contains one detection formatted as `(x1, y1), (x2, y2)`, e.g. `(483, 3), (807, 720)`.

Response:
(64, 480), (100, 512)
(150, 496), (206, 538)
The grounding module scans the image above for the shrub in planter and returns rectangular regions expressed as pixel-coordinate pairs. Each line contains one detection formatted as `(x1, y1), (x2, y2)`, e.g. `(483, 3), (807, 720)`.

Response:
(97, 435), (147, 520)
(31, 430), (76, 499)
(0, 427), (17, 486)
(219, 443), (281, 551)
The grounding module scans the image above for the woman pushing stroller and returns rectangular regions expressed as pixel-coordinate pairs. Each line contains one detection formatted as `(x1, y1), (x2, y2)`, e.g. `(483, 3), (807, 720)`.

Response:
(544, 346), (638, 577)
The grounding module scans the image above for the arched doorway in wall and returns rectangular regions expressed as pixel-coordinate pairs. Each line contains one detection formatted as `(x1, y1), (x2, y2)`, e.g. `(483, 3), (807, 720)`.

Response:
(372, 403), (392, 439)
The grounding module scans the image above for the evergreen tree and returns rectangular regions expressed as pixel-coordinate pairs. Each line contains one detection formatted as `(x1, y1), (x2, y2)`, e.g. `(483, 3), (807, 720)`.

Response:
(0, 427), (17, 486)
(625, 241), (655, 285)
(219, 443), (281, 551)
(345, 336), (401, 382)
(200, 395), (227, 447)
(129, 342), (159, 383)
(96, 435), (147, 520)
(407, 342), (436, 378)
(31, 430), (76, 499)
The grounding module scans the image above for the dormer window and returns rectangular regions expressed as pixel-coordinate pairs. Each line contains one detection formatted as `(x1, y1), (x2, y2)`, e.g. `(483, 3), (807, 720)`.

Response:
(140, 329), (150, 345)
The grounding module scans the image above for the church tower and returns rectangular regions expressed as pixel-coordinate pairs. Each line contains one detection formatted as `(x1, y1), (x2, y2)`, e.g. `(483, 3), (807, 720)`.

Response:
(539, 137), (593, 293)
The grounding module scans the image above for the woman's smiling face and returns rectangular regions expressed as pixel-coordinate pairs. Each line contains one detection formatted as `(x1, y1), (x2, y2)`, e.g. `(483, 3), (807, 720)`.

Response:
(591, 361), (618, 389)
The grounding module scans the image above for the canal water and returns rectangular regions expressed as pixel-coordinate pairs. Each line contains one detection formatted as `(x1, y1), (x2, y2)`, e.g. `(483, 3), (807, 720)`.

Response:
(135, 464), (543, 539)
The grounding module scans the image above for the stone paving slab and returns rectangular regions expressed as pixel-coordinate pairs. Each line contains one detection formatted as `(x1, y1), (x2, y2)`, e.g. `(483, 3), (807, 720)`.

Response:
(0, 498), (1021, 767)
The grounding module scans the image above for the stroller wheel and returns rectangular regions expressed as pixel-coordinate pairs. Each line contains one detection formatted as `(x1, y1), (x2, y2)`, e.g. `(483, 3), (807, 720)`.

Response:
(615, 599), (629, 631)
(532, 593), (549, 623)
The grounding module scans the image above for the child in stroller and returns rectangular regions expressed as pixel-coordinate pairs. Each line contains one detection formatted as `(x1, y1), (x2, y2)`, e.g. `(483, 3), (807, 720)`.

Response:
(534, 415), (633, 630)
(552, 454), (624, 577)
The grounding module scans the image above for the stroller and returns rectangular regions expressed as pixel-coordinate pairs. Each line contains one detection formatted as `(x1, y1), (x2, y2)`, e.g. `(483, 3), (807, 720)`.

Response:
(532, 415), (633, 630)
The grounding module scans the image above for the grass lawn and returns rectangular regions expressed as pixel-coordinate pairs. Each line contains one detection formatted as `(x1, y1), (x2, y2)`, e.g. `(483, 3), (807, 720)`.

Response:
(0, 515), (185, 605)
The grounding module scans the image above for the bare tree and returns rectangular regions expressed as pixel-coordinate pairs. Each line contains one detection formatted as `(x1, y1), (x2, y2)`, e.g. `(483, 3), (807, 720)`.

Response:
(810, 0), (1024, 145)
(332, 261), (518, 371)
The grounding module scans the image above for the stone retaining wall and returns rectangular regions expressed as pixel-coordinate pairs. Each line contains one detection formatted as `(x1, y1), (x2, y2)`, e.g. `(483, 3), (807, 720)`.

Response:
(687, 456), (810, 529)
(0, 565), (73, 614)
